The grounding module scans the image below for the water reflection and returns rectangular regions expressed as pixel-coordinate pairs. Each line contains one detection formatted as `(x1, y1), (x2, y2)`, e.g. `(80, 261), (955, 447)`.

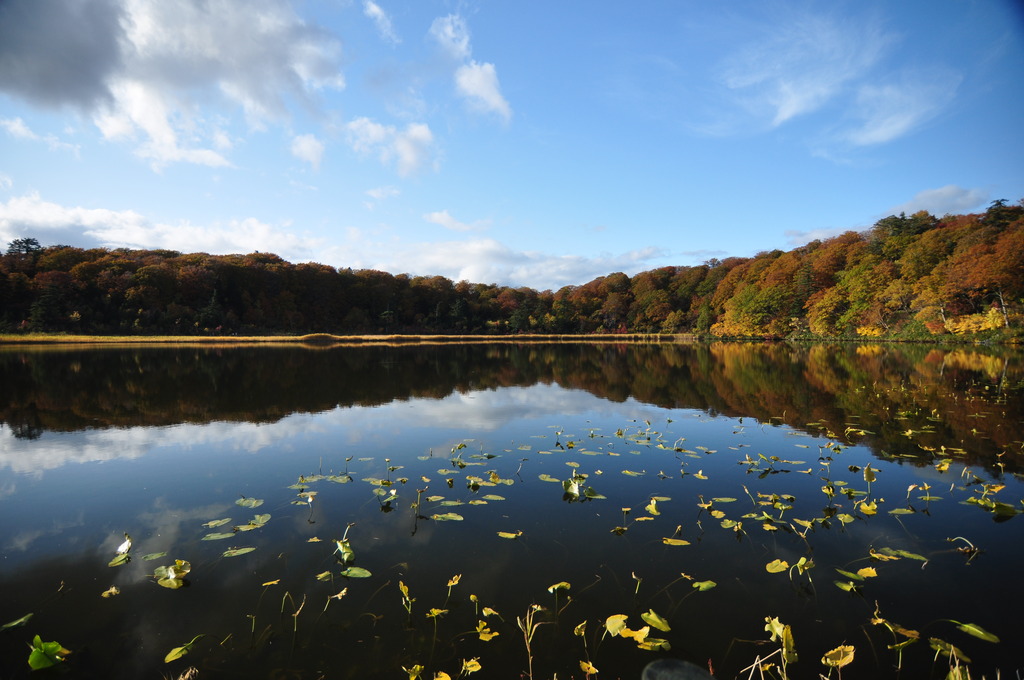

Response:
(2, 342), (1020, 473)
(0, 342), (1021, 679)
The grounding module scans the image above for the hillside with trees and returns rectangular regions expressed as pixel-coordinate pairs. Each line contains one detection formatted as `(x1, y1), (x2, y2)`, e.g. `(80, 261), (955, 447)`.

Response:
(2, 200), (1021, 340)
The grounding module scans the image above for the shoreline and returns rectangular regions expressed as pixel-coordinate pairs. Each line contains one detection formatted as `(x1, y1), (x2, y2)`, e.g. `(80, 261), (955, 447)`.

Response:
(0, 332), (700, 347)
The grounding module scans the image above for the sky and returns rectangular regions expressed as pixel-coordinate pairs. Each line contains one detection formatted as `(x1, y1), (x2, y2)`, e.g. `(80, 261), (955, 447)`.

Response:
(0, 1), (1022, 291)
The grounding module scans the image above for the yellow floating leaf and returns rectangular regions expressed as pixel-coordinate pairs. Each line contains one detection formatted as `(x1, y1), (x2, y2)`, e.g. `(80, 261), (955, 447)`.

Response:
(822, 645), (855, 668)
(475, 620), (499, 641)
(640, 609), (671, 632)
(662, 537), (690, 546)
(580, 660), (599, 674)
(766, 559), (789, 573)
(605, 614), (628, 637)
(620, 625), (650, 642)
(261, 579), (280, 586)
(856, 567), (877, 578)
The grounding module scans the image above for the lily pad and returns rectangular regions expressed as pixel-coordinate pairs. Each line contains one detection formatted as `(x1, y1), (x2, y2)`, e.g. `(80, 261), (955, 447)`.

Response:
(222, 547), (256, 557)
(340, 566), (372, 578)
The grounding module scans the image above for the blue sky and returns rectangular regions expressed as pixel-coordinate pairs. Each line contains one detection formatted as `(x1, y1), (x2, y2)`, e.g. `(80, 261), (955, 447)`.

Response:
(1, 0), (1021, 291)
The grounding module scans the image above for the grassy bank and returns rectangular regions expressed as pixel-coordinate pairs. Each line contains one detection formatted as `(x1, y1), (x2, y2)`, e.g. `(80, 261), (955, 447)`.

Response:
(0, 332), (699, 347)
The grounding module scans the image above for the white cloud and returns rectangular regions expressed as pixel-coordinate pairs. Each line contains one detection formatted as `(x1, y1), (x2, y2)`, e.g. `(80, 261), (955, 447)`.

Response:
(410, 239), (664, 290)
(366, 186), (399, 201)
(290, 133), (325, 170)
(327, 235), (664, 290)
(844, 70), (961, 146)
(0, 0), (345, 169)
(0, 192), (324, 261)
(722, 11), (891, 127)
(1, 116), (80, 155)
(886, 185), (988, 217)
(97, 79), (231, 170)
(428, 14), (512, 123)
(0, 117), (34, 139)
(785, 185), (989, 247)
(429, 14), (471, 60)
(364, 1), (400, 45)
(455, 61), (512, 122)
(346, 117), (434, 176)
(423, 209), (491, 232)
(0, 175), (12, 191)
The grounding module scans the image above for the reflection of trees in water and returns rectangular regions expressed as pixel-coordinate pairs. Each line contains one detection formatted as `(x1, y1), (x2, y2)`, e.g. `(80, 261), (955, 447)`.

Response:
(1, 342), (1020, 471)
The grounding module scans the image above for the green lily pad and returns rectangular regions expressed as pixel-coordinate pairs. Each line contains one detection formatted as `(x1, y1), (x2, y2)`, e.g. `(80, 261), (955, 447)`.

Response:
(340, 566), (372, 578)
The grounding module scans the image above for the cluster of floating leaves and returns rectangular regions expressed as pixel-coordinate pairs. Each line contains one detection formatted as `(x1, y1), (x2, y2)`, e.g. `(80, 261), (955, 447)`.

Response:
(8, 404), (1019, 677)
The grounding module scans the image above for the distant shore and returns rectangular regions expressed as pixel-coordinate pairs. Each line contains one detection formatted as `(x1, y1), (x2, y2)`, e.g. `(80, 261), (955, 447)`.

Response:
(0, 332), (700, 347)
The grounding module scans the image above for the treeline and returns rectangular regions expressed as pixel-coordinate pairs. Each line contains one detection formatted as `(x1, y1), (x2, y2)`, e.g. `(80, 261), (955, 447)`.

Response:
(1, 199), (1021, 338)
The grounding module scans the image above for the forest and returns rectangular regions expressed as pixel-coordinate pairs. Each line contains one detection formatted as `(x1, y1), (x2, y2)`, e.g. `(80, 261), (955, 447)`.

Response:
(1, 199), (1021, 339)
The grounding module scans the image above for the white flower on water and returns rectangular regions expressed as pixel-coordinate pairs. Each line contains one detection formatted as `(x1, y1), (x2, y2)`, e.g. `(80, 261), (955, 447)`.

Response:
(115, 534), (132, 554)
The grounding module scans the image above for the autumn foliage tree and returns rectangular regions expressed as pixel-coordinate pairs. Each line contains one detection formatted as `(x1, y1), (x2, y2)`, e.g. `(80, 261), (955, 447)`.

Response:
(1, 200), (1021, 338)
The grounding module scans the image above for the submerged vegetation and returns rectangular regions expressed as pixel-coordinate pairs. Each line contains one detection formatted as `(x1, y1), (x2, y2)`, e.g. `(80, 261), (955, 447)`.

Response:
(2, 200), (1022, 340)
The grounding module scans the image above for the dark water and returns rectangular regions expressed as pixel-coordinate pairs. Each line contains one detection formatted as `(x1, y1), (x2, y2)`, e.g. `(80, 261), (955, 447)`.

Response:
(0, 342), (1021, 680)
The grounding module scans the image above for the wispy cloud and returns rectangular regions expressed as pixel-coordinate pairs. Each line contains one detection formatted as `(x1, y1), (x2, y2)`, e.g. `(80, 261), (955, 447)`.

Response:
(290, 133), (325, 171)
(363, 185), (399, 210)
(886, 185), (988, 216)
(1, 116), (80, 155)
(429, 14), (471, 60)
(429, 13), (511, 122)
(345, 117), (435, 176)
(363, 1), (400, 45)
(722, 11), (891, 127)
(366, 185), (399, 200)
(423, 209), (491, 232)
(843, 70), (961, 146)
(713, 7), (961, 151)
(455, 61), (512, 122)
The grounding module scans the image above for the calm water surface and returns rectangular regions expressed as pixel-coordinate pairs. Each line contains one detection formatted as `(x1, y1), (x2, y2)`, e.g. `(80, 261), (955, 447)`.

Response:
(0, 342), (1021, 679)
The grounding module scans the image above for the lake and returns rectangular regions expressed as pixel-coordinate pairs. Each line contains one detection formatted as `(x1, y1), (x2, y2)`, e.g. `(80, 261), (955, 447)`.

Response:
(0, 341), (1021, 680)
